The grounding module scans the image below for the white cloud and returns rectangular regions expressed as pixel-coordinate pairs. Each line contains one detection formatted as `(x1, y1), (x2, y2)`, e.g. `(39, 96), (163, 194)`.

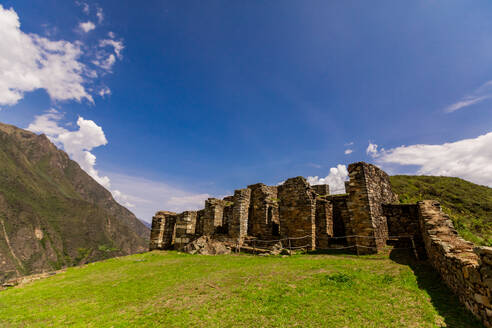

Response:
(96, 7), (104, 24)
(366, 142), (378, 155)
(98, 87), (111, 97)
(92, 39), (124, 72)
(306, 164), (349, 194)
(99, 39), (124, 59)
(28, 110), (111, 188)
(344, 141), (354, 146)
(76, 1), (90, 14)
(106, 172), (211, 222)
(108, 31), (115, 39)
(79, 21), (95, 33)
(445, 80), (492, 113)
(344, 149), (353, 155)
(26, 110), (211, 222)
(0, 5), (94, 106)
(367, 132), (492, 187)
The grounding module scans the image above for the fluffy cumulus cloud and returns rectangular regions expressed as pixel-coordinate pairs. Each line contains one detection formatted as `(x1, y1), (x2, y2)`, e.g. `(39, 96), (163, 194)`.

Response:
(344, 149), (353, 155)
(0, 5), (124, 107)
(26, 110), (210, 221)
(306, 164), (349, 194)
(28, 110), (111, 188)
(367, 132), (492, 187)
(0, 5), (93, 106)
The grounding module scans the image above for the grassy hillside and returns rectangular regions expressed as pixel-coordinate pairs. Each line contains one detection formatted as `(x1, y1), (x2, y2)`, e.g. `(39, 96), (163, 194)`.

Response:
(0, 251), (483, 327)
(0, 122), (149, 283)
(390, 175), (492, 246)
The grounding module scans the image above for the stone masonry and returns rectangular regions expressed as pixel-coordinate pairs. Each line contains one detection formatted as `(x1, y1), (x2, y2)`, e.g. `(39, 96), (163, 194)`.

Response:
(278, 177), (317, 250)
(149, 161), (492, 325)
(346, 162), (398, 254)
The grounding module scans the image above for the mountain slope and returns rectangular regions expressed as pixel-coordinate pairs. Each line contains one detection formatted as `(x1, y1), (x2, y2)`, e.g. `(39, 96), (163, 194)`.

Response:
(390, 175), (492, 246)
(0, 122), (149, 282)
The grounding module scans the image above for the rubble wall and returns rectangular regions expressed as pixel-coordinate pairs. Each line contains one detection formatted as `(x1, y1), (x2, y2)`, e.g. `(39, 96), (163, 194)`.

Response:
(278, 177), (316, 249)
(418, 200), (492, 327)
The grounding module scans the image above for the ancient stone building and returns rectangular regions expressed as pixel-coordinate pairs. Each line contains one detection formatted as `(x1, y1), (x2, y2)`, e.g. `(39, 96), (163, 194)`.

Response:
(149, 162), (399, 253)
(149, 161), (492, 327)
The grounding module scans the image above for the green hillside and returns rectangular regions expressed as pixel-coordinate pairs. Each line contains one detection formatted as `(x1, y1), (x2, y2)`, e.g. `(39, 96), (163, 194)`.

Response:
(390, 175), (492, 246)
(0, 122), (149, 283)
(0, 251), (483, 327)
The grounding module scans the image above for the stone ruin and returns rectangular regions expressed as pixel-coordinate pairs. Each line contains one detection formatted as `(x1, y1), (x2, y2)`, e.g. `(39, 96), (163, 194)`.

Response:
(149, 161), (492, 326)
(150, 162), (400, 255)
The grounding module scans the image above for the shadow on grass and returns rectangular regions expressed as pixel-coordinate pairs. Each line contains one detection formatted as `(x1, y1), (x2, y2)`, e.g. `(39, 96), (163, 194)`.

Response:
(389, 249), (484, 328)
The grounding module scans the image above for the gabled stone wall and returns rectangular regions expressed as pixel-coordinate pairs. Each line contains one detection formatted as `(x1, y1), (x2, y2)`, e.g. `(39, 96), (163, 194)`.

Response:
(346, 162), (398, 254)
(278, 177), (316, 250)
(418, 200), (492, 327)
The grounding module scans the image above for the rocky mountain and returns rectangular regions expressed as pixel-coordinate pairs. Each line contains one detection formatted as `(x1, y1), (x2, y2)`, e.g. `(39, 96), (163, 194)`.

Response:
(0, 122), (149, 283)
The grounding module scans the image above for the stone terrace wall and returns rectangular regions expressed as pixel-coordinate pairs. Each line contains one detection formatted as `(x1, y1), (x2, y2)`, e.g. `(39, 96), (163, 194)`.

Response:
(248, 184), (279, 239)
(278, 177), (316, 249)
(418, 200), (492, 327)
(346, 162), (398, 254)
(149, 211), (176, 250)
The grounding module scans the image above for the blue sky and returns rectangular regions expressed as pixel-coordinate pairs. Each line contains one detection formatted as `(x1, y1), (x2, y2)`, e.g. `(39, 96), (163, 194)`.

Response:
(1, 1), (491, 222)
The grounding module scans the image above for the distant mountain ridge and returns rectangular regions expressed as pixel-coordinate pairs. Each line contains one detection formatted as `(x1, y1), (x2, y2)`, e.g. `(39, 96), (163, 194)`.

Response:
(0, 122), (149, 283)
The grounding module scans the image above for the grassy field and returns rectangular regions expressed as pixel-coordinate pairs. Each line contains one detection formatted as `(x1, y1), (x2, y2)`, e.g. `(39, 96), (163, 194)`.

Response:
(0, 251), (483, 328)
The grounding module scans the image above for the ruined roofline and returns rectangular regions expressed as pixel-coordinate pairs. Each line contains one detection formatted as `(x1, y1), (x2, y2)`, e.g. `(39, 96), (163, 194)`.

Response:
(152, 161), (387, 218)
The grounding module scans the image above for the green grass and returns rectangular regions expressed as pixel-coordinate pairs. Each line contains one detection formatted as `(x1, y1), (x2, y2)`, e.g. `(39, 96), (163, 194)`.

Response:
(0, 251), (483, 327)
(390, 175), (492, 246)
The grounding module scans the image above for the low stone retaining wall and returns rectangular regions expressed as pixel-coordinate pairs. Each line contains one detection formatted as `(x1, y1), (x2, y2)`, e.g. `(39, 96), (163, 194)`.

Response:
(418, 200), (492, 327)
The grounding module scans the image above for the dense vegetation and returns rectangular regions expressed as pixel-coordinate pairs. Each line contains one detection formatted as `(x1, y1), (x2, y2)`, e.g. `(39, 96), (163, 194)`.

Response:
(390, 175), (492, 246)
(0, 251), (482, 327)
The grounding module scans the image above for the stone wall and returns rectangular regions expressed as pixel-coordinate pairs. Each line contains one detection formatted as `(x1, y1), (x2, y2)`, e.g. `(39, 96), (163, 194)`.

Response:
(203, 198), (227, 236)
(383, 204), (425, 257)
(149, 211), (176, 250)
(248, 183), (280, 239)
(418, 200), (492, 327)
(230, 188), (251, 243)
(278, 177), (316, 249)
(174, 211), (197, 250)
(195, 209), (205, 236)
(346, 162), (398, 254)
(314, 198), (333, 249)
(326, 194), (353, 245)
